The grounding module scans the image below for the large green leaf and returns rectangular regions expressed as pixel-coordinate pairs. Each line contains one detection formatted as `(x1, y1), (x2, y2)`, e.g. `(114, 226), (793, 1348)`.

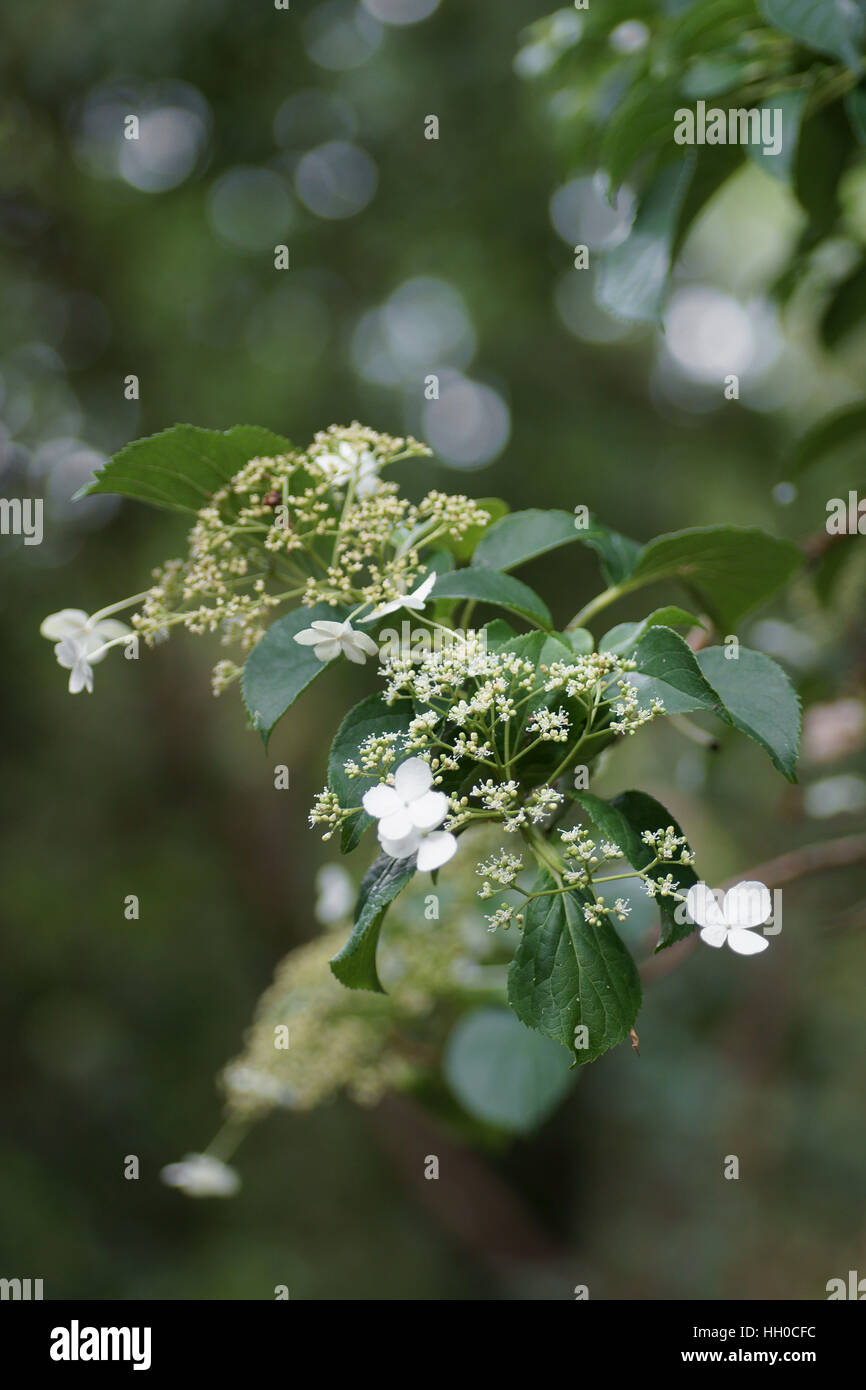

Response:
(507, 874), (641, 1062)
(600, 79), (684, 193)
(596, 156), (695, 323)
(241, 603), (340, 744)
(624, 526), (802, 629)
(631, 624), (727, 714)
(330, 852), (416, 993)
(696, 646), (801, 781)
(472, 508), (641, 585)
(575, 790), (699, 948)
(443, 1007), (575, 1132)
(599, 606), (701, 655)
(431, 568), (552, 629)
(73, 424), (293, 512)
(760, 0), (864, 70)
(328, 695), (415, 853)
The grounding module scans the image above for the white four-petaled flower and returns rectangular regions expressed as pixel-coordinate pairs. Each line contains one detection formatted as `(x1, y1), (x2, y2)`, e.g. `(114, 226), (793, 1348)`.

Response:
(316, 441), (381, 497)
(40, 609), (132, 694)
(686, 880), (772, 955)
(361, 571), (437, 624)
(362, 756), (457, 870)
(160, 1152), (241, 1198)
(294, 619), (379, 665)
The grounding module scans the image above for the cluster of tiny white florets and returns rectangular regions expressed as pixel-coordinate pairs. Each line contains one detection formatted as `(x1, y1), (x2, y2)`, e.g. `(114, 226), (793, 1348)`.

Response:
(475, 849), (524, 900)
(343, 732), (403, 781)
(583, 895), (632, 925)
(543, 651), (623, 696)
(484, 903), (522, 933)
(129, 423), (490, 692)
(308, 788), (346, 841)
(609, 680), (666, 736)
(558, 825), (616, 886)
(526, 705), (570, 742)
(643, 873), (682, 899)
(640, 825), (695, 865)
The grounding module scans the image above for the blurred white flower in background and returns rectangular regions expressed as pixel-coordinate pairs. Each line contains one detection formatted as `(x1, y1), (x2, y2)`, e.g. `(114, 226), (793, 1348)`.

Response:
(160, 1153), (240, 1198)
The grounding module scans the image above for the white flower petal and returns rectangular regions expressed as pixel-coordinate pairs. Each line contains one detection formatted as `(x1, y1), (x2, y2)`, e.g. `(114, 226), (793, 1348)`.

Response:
(294, 628), (325, 646)
(341, 638), (369, 664)
(310, 620), (348, 638)
(379, 829), (421, 860)
(359, 598), (400, 624)
(312, 640), (341, 662)
(727, 927), (770, 956)
(379, 808), (415, 842)
(350, 630), (379, 657)
(394, 756), (433, 802)
(723, 880), (771, 929)
(416, 830), (457, 872)
(686, 882), (726, 929)
(409, 789), (449, 831)
(699, 923), (728, 949)
(362, 785), (402, 819)
(414, 572), (437, 602)
(40, 609), (89, 640)
(95, 618), (132, 641)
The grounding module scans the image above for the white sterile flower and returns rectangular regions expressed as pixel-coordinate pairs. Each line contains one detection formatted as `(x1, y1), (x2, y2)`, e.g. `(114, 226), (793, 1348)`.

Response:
(686, 880), (772, 955)
(41, 607), (132, 652)
(362, 756), (457, 870)
(361, 571), (437, 624)
(293, 618), (379, 665)
(160, 1153), (241, 1198)
(41, 609), (132, 694)
(317, 441), (381, 497)
(55, 637), (94, 694)
(314, 863), (355, 925)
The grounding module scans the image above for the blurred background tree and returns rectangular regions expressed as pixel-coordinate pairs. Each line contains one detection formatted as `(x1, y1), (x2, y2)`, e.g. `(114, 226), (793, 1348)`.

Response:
(1, 0), (865, 1299)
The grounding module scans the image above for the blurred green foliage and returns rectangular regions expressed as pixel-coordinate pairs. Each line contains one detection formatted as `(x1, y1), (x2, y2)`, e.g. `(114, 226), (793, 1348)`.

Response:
(1, 0), (865, 1299)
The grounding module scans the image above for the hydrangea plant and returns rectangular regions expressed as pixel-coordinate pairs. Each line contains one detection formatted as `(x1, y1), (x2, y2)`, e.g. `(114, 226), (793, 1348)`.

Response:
(43, 422), (802, 1078)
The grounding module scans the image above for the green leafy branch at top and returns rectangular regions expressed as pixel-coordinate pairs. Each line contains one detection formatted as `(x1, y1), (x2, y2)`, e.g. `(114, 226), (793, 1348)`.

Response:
(519, 0), (866, 322)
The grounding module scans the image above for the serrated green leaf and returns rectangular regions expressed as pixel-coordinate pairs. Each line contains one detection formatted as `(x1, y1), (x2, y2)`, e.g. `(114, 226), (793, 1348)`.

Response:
(330, 852), (416, 993)
(625, 525), (802, 629)
(696, 645), (801, 781)
(241, 603), (340, 744)
(574, 789), (699, 948)
(760, 0), (864, 71)
(328, 695), (415, 854)
(73, 424), (293, 512)
(443, 1007), (575, 1132)
(431, 568), (552, 629)
(472, 508), (641, 585)
(632, 624), (727, 713)
(600, 605), (701, 655)
(507, 874), (641, 1062)
(596, 156), (695, 323)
